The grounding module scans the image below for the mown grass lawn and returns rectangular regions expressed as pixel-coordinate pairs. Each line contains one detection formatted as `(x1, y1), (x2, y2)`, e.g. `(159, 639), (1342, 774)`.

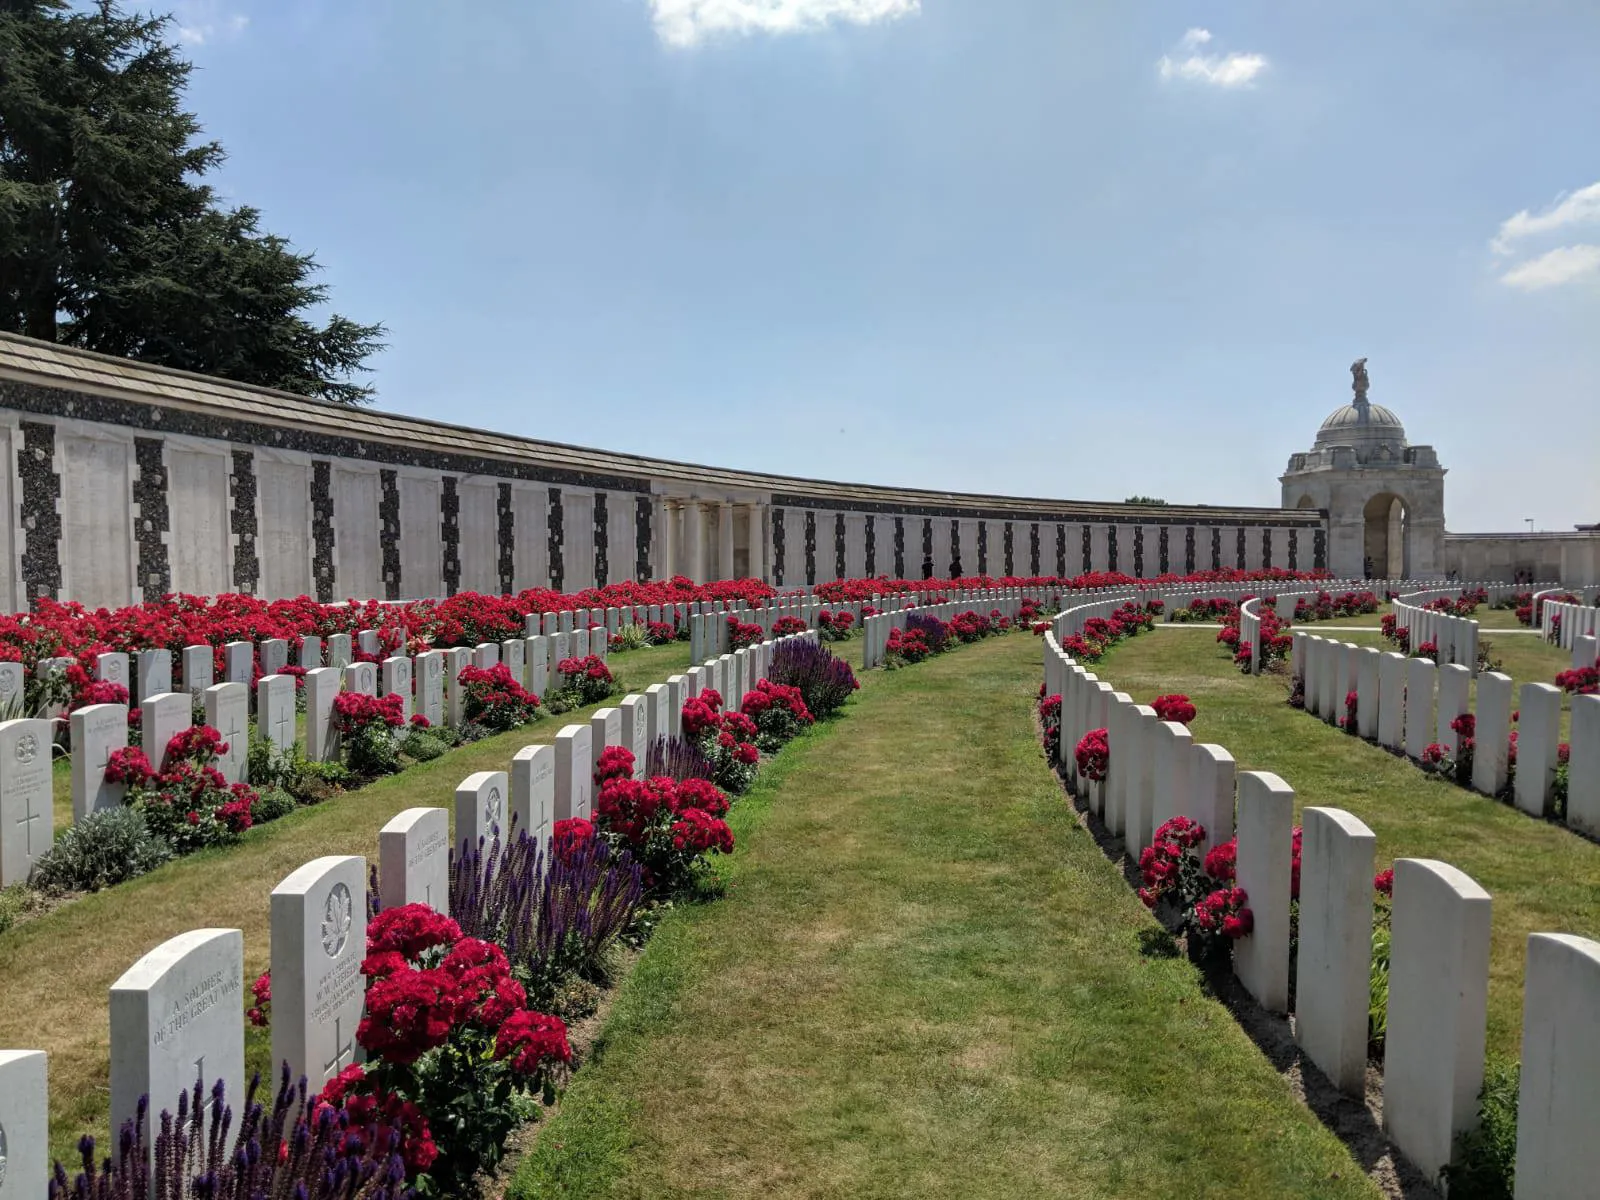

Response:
(5, 642), (691, 1163)
(1104, 629), (1600, 1061)
(511, 633), (1377, 1200)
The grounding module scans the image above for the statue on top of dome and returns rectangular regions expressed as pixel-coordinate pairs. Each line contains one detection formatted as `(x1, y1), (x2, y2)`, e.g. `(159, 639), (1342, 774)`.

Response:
(1350, 357), (1370, 413)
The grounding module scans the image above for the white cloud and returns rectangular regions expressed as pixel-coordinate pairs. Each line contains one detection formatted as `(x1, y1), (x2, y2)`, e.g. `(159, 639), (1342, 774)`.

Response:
(1499, 244), (1600, 291)
(1157, 27), (1267, 88)
(172, 2), (249, 46)
(1490, 180), (1600, 256)
(648, 0), (919, 48)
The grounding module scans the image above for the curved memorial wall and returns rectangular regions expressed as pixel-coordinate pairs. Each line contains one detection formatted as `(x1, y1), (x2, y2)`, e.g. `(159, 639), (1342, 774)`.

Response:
(0, 331), (1326, 610)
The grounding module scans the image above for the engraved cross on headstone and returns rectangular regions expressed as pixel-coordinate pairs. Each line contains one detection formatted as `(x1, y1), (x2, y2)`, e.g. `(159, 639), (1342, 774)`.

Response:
(16, 791), (42, 855)
(270, 702), (293, 751)
(220, 707), (245, 766)
(323, 1016), (355, 1081)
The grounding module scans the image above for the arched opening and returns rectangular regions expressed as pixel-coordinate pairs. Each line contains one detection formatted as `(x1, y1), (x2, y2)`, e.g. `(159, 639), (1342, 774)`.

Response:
(1363, 493), (1408, 579)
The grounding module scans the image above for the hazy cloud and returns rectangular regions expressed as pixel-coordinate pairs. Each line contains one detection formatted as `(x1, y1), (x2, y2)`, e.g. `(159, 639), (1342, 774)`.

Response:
(649, 0), (919, 48)
(1157, 27), (1267, 88)
(1490, 180), (1600, 256)
(171, 1), (249, 46)
(1499, 244), (1600, 291)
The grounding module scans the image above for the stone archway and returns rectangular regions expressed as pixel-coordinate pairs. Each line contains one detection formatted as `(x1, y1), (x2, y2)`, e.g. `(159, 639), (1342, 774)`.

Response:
(1363, 492), (1407, 579)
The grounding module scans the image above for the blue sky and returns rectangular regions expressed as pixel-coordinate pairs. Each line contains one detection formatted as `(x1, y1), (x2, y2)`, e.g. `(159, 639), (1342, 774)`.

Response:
(164, 0), (1598, 531)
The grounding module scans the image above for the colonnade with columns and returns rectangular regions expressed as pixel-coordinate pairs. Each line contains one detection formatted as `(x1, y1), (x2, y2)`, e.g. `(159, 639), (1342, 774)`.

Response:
(659, 497), (771, 583)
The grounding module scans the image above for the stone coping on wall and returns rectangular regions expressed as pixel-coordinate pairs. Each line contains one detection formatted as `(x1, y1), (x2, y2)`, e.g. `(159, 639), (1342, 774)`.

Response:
(0, 331), (1320, 527)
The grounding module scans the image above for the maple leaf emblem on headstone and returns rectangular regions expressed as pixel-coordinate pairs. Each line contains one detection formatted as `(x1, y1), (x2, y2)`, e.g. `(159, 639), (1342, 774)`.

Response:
(321, 883), (353, 958)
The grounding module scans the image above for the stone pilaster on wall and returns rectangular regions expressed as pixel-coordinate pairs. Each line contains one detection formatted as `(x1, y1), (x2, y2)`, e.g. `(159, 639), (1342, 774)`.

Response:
(498, 483), (516, 595)
(547, 488), (564, 593)
(1105, 525), (1117, 574)
(1236, 527), (1247, 570)
(892, 516), (904, 578)
(804, 510), (817, 585)
(1314, 528), (1328, 571)
(1081, 525), (1091, 575)
(133, 438), (172, 599)
(1159, 526), (1170, 574)
(18, 420), (62, 606)
(772, 508), (786, 586)
(1210, 528), (1222, 571)
(1289, 528), (1299, 570)
(228, 449), (259, 597)
(440, 478), (462, 597)
(310, 460), (335, 604)
(865, 515), (876, 577)
(635, 495), (653, 582)
(593, 491), (609, 588)
(978, 521), (989, 575)
(1132, 526), (1144, 577)
(1004, 522), (1015, 575)
(949, 518), (961, 576)
(1029, 522), (1040, 575)
(379, 469), (402, 601)
(1261, 528), (1273, 570)
(1185, 526), (1196, 574)
(834, 513), (846, 581)
(1056, 524), (1067, 577)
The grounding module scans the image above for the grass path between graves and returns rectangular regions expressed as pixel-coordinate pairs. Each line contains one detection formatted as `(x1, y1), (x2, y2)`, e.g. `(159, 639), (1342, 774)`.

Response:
(2, 642), (692, 1164)
(509, 633), (1379, 1200)
(1097, 628), (1600, 1061)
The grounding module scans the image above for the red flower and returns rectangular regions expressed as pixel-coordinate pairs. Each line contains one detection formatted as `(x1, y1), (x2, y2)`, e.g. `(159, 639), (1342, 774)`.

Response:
(367, 902), (463, 960)
(1151, 694), (1197, 725)
(494, 1009), (573, 1074)
(358, 966), (460, 1065)
(1374, 868), (1394, 898)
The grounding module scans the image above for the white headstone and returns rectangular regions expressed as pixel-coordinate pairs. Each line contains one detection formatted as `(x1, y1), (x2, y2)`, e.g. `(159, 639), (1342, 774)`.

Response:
(1234, 771), (1295, 1014)
(573, 628), (590, 660)
(590, 707), (621, 780)
(473, 642), (500, 670)
(1515, 933), (1600, 1197)
(619, 695), (648, 779)
(1383, 858), (1491, 1184)
(357, 630), (380, 657)
(303, 667), (341, 762)
(344, 662), (377, 697)
(526, 637), (548, 700)
(379, 807), (449, 914)
(1569, 694), (1600, 839)
(204, 682), (249, 785)
(259, 638), (290, 678)
(1403, 658), (1436, 762)
(298, 636), (323, 668)
(548, 632), (571, 685)
(510, 744), (556, 848)
(95, 651), (129, 691)
(143, 692), (193, 772)
(182, 645), (213, 696)
(1515, 682), (1563, 818)
(0, 661), (22, 710)
(71, 702), (128, 821)
(501, 639), (525, 687)
(1295, 807), (1376, 1095)
(257, 674), (295, 753)
(415, 650), (445, 728)
(109, 928), (244, 1155)
(326, 634), (353, 668)
(269, 855), (366, 1092)
(136, 649), (172, 703)
(1436, 663), (1471, 754)
(0, 1050), (47, 1199)
(1190, 743), (1236, 853)
(381, 656), (413, 724)
(0, 718), (53, 887)
(223, 641), (252, 687)
(554, 724), (594, 820)
(456, 770), (509, 851)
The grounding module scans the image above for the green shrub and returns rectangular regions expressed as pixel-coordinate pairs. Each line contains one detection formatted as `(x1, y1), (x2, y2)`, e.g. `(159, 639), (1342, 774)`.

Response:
(30, 807), (173, 893)
(401, 729), (450, 762)
(292, 757), (355, 803)
(345, 723), (401, 776)
(613, 623), (651, 651)
(1442, 1059), (1519, 1199)
(251, 787), (298, 824)
(456, 720), (492, 745)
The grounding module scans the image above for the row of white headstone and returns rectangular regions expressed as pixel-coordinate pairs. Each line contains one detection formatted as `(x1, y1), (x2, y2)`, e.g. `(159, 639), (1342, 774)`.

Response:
(1292, 632), (1598, 830)
(1390, 589), (1482, 676)
(1045, 597), (1600, 1198)
(859, 590), (1042, 669)
(0, 625), (820, 1193)
(1541, 598), (1600, 665)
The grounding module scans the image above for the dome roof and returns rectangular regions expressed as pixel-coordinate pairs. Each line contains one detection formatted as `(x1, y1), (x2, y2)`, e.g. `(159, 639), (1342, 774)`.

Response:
(1315, 402), (1407, 448)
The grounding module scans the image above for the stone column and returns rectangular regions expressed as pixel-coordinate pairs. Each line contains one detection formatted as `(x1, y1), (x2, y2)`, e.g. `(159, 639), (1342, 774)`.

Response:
(662, 500), (679, 580)
(718, 501), (736, 581)
(684, 500), (707, 584)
